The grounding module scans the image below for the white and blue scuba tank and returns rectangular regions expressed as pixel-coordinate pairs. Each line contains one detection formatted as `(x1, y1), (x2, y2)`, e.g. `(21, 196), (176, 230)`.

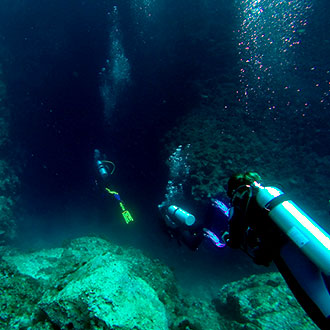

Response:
(167, 205), (196, 227)
(254, 182), (330, 275)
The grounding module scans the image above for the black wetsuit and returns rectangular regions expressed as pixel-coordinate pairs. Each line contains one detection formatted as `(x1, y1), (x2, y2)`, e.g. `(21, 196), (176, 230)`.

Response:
(228, 188), (330, 329)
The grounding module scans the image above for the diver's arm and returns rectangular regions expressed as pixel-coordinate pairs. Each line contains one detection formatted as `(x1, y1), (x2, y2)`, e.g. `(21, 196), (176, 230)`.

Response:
(274, 241), (330, 330)
(226, 209), (245, 249)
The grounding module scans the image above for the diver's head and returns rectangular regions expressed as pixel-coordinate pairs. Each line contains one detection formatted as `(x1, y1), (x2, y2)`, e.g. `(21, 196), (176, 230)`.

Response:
(227, 172), (262, 198)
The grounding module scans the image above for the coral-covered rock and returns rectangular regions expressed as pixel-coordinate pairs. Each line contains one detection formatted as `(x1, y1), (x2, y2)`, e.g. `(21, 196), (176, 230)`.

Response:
(0, 196), (16, 241)
(0, 256), (49, 329)
(0, 160), (19, 197)
(1, 237), (318, 330)
(0, 63), (19, 242)
(0, 117), (9, 152)
(213, 272), (318, 330)
(39, 253), (168, 330)
(2, 237), (176, 329)
(163, 92), (330, 223)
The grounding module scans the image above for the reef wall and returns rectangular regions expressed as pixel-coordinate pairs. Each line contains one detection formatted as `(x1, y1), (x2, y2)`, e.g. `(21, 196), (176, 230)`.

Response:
(0, 61), (19, 243)
(162, 81), (330, 227)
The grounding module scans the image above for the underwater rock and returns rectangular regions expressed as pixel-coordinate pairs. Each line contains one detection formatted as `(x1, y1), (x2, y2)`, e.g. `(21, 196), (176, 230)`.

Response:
(0, 117), (9, 152)
(0, 160), (20, 197)
(0, 64), (9, 152)
(0, 237), (318, 329)
(213, 272), (318, 330)
(162, 90), (330, 223)
(0, 67), (6, 102)
(171, 293), (222, 330)
(0, 196), (16, 241)
(39, 253), (168, 330)
(1, 237), (178, 329)
(0, 63), (19, 242)
(0, 256), (49, 329)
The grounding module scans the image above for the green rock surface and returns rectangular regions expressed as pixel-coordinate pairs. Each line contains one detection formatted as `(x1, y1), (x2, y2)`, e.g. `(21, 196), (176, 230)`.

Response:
(0, 63), (19, 242)
(39, 254), (168, 330)
(1, 237), (221, 330)
(0, 236), (316, 330)
(214, 272), (318, 330)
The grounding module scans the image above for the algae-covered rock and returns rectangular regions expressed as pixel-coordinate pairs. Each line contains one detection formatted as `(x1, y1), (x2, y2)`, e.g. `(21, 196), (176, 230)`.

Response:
(0, 117), (10, 152)
(39, 253), (168, 330)
(2, 236), (222, 329)
(162, 91), (330, 222)
(0, 62), (20, 242)
(0, 257), (52, 329)
(1, 237), (318, 330)
(0, 160), (19, 197)
(0, 196), (16, 241)
(213, 272), (317, 330)
(2, 236), (176, 329)
(0, 64), (6, 102)
(171, 294), (222, 330)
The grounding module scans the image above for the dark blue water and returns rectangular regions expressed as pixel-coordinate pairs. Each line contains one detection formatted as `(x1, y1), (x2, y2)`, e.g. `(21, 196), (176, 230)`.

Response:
(0, 0), (329, 292)
(1, 0), (235, 222)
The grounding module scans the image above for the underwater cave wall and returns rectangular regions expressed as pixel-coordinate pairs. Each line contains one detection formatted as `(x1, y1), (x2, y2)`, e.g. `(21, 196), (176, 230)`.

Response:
(0, 56), (19, 243)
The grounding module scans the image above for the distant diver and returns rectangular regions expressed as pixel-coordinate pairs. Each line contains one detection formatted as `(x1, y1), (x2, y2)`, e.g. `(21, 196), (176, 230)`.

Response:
(94, 149), (134, 224)
(159, 171), (330, 330)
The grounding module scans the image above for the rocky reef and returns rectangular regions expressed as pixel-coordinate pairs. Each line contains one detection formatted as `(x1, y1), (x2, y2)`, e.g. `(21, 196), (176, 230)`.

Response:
(0, 63), (19, 243)
(162, 87), (330, 224)
(0, 236), (316, 329)
(214, 272), (317, 330)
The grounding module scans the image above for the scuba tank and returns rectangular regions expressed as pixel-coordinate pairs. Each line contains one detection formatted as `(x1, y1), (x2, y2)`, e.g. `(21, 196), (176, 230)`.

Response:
(94, 149), (110, 181)
(167, 205), (196, 226)
(254, 182), (330, 275)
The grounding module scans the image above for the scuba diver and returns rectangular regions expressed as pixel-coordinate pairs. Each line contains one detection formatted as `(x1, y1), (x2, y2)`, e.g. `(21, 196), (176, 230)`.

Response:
(94, 149), (134, 224)
(159, 171), (330, 330)
(158, 199), (228, 250)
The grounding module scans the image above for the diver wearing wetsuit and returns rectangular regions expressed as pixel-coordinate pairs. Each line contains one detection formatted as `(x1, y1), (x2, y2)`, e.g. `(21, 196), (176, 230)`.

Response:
(94, 149), (134, 224)
(226, 172), (330, 330)
(160, 171), (330, 329)
(158, 199), (229, 251)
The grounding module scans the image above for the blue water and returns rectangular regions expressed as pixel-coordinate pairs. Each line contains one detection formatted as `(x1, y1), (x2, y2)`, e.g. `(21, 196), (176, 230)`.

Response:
(0, 0), (329, 292)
